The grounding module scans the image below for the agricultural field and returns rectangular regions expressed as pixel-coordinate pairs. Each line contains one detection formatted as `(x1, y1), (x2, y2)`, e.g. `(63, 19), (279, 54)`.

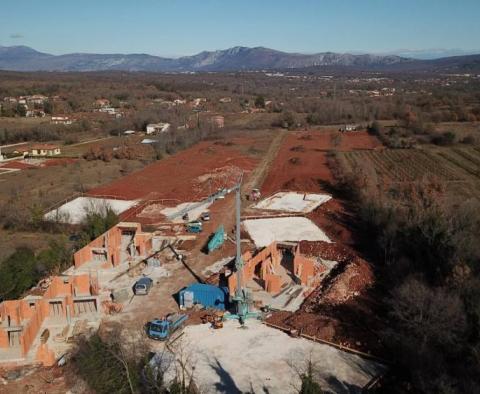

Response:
(340, 146), (480, 198)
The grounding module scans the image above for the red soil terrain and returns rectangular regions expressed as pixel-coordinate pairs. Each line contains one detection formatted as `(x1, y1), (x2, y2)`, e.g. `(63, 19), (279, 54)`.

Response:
(262, 130), (381, 195)
(88, 139), (259, 202)
(266, 240), (379, 353)
(260, 130), (383, 353)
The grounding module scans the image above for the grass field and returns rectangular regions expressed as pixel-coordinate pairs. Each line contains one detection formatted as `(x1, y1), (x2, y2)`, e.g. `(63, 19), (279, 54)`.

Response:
(340, 146), (480, 198)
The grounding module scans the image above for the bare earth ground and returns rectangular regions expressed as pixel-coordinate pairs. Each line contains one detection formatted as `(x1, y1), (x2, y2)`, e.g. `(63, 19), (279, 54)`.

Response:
(0, 129), (387, 391)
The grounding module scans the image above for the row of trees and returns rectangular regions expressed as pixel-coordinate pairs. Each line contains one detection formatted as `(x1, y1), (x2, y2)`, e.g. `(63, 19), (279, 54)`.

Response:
(331, 158), (480, 392)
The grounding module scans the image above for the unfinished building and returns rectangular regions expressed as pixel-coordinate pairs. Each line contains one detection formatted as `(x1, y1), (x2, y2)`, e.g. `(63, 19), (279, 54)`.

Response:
(74, 222), (153, 269)
(0, 275), (99, 366)
(227, 242), (319, 297)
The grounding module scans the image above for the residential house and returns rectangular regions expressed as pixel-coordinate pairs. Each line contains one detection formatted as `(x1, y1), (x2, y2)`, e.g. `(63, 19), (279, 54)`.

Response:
(29, 144), (61, 156)
(94, 98), (110, 108)
(146, 122), (171, 134)
(340, 124), (359, 132)
(51, 116), (73, 125)
(211, 115), (225, 129)
(27, 95), (48, 106)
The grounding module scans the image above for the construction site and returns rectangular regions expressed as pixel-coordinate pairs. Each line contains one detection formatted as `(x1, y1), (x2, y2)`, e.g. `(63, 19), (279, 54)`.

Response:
(0, 130), (386, 392)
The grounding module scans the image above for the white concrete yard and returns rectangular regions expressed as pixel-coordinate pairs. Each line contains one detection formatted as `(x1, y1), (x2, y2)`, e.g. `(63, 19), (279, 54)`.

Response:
(44, 196), (138, 224)
(254, 191), (331, 213)
(180, 320), (385, 394)
(243, 217), (331, 247)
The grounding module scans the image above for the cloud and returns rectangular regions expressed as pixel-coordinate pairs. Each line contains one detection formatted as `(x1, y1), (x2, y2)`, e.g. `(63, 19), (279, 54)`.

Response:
(10, 33), (24, 39)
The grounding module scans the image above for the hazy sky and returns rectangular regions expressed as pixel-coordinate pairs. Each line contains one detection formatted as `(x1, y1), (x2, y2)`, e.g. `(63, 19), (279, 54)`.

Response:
(1, 0), (479, 57)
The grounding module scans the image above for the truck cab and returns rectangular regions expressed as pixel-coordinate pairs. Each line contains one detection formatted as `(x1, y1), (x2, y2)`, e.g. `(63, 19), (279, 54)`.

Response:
(147, 319), (170, 340)
(186, 221), (203, 233)
(147, 313), (188, 341)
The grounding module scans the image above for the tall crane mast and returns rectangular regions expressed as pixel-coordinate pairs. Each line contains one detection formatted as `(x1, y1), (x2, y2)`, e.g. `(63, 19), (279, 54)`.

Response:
(231, 174), (257, 324)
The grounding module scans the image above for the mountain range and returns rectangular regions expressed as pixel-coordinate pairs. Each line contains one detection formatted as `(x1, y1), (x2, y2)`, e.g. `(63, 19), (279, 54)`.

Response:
(0, 45), (479, 73)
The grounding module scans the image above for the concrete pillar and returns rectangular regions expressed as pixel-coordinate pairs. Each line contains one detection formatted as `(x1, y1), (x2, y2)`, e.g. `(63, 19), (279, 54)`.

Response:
(66, 305), (71, 324)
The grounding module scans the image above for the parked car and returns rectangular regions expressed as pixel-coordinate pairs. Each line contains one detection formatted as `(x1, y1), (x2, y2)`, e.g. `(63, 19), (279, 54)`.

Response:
(201, 212), (210, 221)
(134, 277), (154, 295)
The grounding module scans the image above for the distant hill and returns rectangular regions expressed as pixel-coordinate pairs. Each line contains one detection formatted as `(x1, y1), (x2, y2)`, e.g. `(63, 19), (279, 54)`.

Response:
(0, 45), (479, 73)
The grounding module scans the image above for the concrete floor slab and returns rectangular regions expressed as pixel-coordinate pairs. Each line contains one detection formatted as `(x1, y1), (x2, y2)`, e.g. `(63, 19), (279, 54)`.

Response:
(179, 320), (385, 393)
(243, 217), (331, 247)
(254, 191), (331, 213)
(44, 197), (138, 224)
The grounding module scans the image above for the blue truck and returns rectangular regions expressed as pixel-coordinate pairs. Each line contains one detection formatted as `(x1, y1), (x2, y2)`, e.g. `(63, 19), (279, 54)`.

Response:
(186, 221), (203, 233)
(146, 313), (188, 341)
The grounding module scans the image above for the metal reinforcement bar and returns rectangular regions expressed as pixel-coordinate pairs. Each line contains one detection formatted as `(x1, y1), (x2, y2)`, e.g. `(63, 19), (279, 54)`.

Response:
(263, 321), (389, 365)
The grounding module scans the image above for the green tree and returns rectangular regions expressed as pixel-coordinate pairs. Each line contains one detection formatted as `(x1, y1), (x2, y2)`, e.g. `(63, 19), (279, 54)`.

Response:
(78, 206), (119, 246)
(36, 238), (72, 274)
(43, 100), (53, 115)
(16, 103), (27, 117)
(0, 247), (39, 300)
(254, 95), (265, 109)
(73, 333), (140, 394)
(299, 361), (323, 394)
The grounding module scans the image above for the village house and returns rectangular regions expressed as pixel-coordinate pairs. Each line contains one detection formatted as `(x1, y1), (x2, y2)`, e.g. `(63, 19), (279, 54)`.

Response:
(340, 124), (359, 132)
(51, 116), (74, 125)
(93, 98), (110, 108)
(28, 144), (61, 157)
(146, 122), (171, 134)
(25, 110), (46, 118)
(26, 95), (48, 105)
(211, 115), (225, 129)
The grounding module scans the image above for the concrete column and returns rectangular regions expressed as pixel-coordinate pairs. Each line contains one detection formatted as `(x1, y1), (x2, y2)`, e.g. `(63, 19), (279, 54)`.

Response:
(66, 305), (71, 324)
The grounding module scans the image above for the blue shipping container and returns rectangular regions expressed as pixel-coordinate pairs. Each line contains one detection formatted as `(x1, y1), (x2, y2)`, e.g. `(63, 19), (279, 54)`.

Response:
(179, 284), (229, 310)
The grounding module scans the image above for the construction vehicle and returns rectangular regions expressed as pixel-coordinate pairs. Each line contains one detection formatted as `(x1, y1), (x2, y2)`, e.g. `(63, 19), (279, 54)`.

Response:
(186, 221), (203, 233)
(207, 225), (225, 253)
(146, 313), (188, 341)
(248, 188), (261, 201)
